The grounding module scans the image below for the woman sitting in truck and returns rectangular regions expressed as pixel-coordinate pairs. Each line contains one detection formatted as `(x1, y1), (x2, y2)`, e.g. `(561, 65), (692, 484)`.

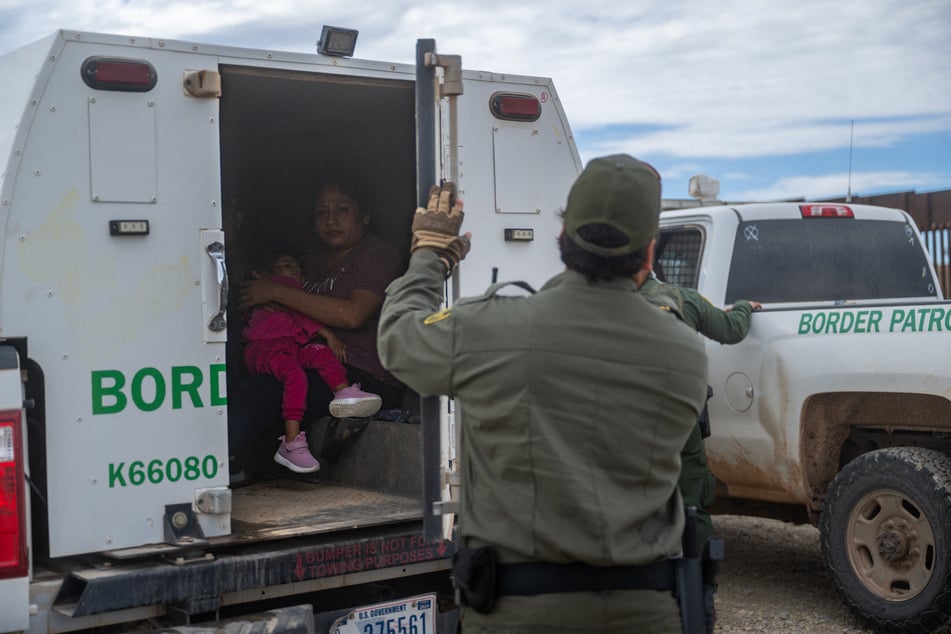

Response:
(229, 177), (405, 479)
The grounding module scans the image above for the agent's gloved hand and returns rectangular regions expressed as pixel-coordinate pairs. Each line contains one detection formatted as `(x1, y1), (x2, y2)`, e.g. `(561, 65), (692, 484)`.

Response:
(411, 182), (471, 273)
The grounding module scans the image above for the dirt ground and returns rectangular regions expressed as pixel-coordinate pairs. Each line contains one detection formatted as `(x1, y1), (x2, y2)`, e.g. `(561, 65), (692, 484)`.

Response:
(713, 514), (874, 633)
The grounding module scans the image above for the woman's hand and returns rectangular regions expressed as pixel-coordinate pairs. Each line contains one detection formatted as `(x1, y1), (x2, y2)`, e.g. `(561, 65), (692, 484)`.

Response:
(239, 277), (280, 310)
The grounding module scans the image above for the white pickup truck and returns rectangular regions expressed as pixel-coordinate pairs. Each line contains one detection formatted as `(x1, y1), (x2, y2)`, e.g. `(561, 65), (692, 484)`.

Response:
(656, 202), (951, 633)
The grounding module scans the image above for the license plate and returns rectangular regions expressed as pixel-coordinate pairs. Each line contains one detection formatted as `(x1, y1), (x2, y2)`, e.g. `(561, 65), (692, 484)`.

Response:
(332, 593), (437, 634)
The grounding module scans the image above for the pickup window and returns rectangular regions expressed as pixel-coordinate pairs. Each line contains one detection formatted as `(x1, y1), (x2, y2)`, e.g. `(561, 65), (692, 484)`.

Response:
(656, 228), (703, 289)
(725, 218), (938, 304)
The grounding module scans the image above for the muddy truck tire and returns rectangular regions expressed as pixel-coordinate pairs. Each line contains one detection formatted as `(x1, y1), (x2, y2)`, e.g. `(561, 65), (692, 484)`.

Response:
(820, 447), (951, 633)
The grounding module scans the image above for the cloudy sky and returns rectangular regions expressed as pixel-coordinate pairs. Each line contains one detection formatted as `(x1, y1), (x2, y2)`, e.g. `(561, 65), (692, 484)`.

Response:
(2, 0), (949, 201)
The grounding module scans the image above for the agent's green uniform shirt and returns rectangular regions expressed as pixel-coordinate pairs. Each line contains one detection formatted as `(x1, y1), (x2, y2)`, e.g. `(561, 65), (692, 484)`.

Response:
(379, 251), (708, 569)
(639, 276), (754, 344)
(639, 276), (755, 544)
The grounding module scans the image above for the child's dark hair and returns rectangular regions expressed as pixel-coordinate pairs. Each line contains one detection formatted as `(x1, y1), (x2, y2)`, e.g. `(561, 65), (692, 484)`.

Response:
(263, 253), (300, 274)
(250, 241), (304, 275)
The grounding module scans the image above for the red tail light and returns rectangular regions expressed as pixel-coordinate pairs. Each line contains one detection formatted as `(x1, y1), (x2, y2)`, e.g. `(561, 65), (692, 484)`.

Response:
(800, 204), (854, 218)
(81, 57), (157, 92)
(0, 411), (27, 579)
(489, 92), (541, 122)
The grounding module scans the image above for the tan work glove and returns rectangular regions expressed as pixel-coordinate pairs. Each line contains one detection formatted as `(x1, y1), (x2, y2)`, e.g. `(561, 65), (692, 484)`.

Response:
(410, 182), (471, 273)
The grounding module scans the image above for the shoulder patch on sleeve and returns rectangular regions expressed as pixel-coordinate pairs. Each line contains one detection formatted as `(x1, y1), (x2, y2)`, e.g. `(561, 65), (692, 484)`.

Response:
(424, 307), (452, 325)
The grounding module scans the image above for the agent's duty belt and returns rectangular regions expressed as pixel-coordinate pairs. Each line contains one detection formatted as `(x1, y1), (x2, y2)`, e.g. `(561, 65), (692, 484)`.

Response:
(497, 559), (677, 596)
(451, 546), (676, 614)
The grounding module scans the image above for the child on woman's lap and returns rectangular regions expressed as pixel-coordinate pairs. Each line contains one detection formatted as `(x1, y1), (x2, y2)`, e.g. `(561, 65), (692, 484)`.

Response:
(242, 254), (381, 473)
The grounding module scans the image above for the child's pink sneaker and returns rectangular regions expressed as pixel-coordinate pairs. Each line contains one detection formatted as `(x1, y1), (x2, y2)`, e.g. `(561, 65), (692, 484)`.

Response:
(273, 432), (320, 473)
(329, 383), (382, 418)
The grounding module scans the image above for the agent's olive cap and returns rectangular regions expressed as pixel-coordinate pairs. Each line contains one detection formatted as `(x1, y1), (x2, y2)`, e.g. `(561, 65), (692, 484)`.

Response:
(564, 154), (661, 256)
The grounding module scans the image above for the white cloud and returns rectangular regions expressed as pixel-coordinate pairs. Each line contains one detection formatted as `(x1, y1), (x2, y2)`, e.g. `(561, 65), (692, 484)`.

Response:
(0, 0), (948, 198)
(583, 114), (951, 159)
(734, 170), (947, 202)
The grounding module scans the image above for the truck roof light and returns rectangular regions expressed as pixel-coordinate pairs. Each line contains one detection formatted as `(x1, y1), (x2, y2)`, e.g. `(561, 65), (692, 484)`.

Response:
(0, 413), (27, 579)
(490, 92), (541, 122)
(316, 25), (358, 57)
(82, 57), (157, 92)
(800, 204), (854, 218)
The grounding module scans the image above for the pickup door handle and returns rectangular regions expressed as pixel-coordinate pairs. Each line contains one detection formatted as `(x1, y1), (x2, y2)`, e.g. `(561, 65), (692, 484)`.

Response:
(205, 241), (228, 332)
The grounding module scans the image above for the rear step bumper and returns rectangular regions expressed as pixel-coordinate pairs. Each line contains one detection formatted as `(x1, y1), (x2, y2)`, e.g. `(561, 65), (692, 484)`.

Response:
(54, 525), (454, 618)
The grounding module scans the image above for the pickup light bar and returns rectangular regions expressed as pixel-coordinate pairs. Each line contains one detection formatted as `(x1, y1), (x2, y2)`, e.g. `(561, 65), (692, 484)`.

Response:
(800, 204), (854, 218)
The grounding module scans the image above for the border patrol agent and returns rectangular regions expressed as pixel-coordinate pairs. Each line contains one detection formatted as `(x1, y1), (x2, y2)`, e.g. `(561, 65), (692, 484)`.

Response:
(636, 273), (761, 631)
(637, 275), (761, 545)
(379, 155), (708, 632)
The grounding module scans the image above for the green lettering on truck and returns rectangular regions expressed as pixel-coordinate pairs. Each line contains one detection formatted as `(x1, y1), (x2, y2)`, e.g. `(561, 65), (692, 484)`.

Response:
(172, 365), (202, 409)
(91, 364), (228, 414)
(840, 311), (855, 332)
(889, 309), (906, 332)
(210, 363), (226, 406)
(131, 367), (165, 412)
(854, 310), (868, 333)
(826, 311), (841, 333)
(901, 310), (918, 332)
(109, 461), (127, 487)
(107, 454), (219, 487)
(798, 312), (812, 334)
(929, 307), (946, 331)
(92, 370), (128, 415)
(797, 309), (884, 336)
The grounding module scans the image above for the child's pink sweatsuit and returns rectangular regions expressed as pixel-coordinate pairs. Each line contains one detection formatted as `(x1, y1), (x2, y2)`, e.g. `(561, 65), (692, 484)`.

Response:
(241, 276), (348, 421)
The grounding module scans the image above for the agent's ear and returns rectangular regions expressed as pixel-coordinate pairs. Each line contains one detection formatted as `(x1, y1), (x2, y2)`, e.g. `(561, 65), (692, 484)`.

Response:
(633, 239), (656, 288)
(644, 238), (656, 273)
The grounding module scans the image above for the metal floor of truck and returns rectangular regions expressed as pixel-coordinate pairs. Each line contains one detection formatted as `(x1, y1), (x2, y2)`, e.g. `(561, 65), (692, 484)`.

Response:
(227, 478), (421, 543)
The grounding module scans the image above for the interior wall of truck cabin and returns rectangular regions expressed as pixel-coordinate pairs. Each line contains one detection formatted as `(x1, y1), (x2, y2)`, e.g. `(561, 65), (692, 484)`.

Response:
(218, 65), (418, 393)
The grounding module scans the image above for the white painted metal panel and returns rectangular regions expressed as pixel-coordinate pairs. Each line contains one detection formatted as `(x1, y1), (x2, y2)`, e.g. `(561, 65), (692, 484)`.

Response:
(2, 38), (227, 556)
(89, 97), (157, 203)
(452, 74), (581, 297)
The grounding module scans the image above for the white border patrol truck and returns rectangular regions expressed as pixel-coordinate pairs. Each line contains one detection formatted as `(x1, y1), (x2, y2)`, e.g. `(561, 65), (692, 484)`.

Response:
(657, 202), (951, 633)
(0, 28), (581, 633)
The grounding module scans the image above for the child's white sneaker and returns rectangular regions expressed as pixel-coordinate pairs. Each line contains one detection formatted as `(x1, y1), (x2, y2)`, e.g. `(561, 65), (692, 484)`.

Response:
(329, 383), (382, 418)
(273, 431), (320, 473)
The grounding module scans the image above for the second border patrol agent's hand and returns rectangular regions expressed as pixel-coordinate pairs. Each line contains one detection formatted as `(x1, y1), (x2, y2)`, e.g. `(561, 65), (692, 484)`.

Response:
(410, 181), (472, 273)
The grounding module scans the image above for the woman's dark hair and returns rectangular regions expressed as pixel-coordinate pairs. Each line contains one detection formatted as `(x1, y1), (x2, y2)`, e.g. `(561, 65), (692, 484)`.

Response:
(559, 223), (649, 283)
(313, 173), (367, 213)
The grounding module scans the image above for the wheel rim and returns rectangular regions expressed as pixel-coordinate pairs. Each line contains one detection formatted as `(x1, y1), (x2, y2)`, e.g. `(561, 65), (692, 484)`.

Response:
(846, 488), (936, 601)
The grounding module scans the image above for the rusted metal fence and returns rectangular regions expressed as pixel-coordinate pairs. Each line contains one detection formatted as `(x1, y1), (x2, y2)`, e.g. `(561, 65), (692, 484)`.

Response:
(829, 190), (951, 298)
(924, 225), (950, 299)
